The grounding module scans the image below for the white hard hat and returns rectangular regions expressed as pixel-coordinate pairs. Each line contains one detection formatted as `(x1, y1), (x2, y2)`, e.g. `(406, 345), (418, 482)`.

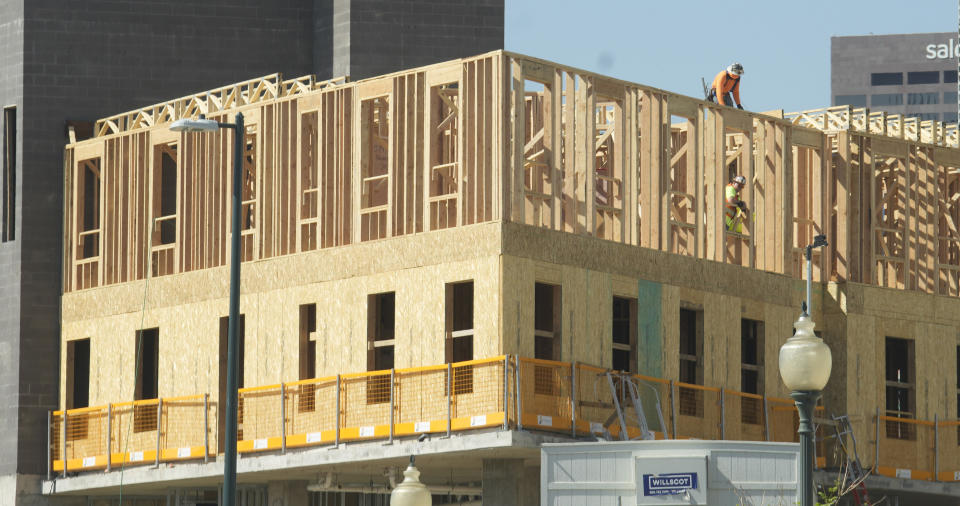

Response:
(733, 175), (746, 184)
(727, 63), (744, 76)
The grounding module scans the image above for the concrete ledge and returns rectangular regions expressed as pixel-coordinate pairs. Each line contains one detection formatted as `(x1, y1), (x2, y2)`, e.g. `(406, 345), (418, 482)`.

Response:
(43, 429), (570, 496)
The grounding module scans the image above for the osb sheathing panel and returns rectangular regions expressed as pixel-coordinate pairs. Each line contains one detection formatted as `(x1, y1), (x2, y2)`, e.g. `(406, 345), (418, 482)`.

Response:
(60, 223), (503, 407)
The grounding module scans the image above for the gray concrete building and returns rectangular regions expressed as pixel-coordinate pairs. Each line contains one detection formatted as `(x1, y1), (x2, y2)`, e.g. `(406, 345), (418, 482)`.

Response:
(0, 1), (502, 505)
(832, 32), (959, 123)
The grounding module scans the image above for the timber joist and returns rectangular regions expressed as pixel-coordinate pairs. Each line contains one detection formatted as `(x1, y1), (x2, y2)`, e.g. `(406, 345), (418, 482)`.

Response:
(63, 51), (960, 297)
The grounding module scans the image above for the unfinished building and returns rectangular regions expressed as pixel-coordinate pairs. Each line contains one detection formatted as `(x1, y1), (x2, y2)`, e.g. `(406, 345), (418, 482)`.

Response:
(47, 51), (960, 505)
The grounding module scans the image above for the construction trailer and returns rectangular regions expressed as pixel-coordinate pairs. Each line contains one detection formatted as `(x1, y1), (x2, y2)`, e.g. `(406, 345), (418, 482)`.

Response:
(49, 51), (960, 505)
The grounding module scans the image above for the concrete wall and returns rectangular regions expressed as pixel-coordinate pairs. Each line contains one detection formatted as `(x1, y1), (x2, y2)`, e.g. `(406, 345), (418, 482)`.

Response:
(831, 33), (958, 121)
(344, 0), (503, 80)
(0, 0), (25, 479)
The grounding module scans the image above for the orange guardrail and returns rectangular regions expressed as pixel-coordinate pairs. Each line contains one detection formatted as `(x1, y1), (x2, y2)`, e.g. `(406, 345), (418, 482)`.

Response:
(48, 355), (960, 485)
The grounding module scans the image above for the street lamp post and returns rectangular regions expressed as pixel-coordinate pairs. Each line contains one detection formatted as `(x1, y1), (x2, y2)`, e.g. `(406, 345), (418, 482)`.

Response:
(779, 234), (831, 506)
(170, 113), (245, 506)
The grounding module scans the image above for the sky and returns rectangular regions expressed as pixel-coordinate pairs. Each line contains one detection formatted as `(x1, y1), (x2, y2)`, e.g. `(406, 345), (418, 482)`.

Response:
(505, 0), (956, 114)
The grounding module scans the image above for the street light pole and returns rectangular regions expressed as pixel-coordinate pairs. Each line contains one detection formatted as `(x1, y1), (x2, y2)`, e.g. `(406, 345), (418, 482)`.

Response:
(223, 112), (244, 506)
(780, 235), (831, 506)
(170, 113), (245, 506)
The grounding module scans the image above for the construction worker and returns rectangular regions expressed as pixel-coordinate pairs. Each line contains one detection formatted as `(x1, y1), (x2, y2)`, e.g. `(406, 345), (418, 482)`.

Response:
(708, 63), (744, 109)
(725, 175), (748, 232)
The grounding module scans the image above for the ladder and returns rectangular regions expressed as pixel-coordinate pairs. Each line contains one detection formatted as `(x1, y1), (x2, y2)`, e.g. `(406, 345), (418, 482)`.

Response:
(604, 372), (666, 441)
(830, 414), (871, 505)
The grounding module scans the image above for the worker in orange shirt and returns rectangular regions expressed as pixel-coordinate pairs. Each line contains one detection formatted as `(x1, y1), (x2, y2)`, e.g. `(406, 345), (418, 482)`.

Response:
(708, 63), (744, 109)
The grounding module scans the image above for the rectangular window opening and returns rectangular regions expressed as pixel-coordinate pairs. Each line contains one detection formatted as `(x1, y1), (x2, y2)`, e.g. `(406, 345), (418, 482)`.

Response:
(366, 292), (395, 404)
(78, 158), (101, 260)
(298, 304), (317, 413)
(871, 72), (903, 86)
(740, 318), (764, 425)
(907, 71), (939, 85)
(885, 337), (915, 440)
(534, 282), (562, 395)
(218, 315), (246, 447)
(612, 296), (637, 373)
(678, 307), (704, 417)
(907, 92), (939, 105)
(1, 106), (14, 242)
(66, 338), (90, 410)
(834, 95), (866, 108)
(133, 328), (159, 433)
(446, 281), (474, 395)
(871, 93), (903, 106)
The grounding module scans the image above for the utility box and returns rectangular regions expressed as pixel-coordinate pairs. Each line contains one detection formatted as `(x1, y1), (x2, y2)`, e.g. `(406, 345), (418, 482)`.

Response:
(541, 440), (800, 505)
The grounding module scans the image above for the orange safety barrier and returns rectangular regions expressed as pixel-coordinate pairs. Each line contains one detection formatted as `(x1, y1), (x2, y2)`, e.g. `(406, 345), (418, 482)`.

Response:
(516, 357), (572, 434)
(673, 382), (722, 440)
(47, 355), (960, 484)
(284, 376), (338, 448)
(935, 419), (960, 482)
(238, 385), (284, 453)
(876, 413), (936, 481)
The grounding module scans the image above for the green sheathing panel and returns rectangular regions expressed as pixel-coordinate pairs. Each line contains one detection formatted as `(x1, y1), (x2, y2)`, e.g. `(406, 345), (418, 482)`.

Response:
(637, 279), (662, 377)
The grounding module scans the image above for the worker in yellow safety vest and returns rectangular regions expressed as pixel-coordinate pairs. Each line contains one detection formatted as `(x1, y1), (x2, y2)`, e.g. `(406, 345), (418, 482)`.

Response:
(725, 175), (748, 232)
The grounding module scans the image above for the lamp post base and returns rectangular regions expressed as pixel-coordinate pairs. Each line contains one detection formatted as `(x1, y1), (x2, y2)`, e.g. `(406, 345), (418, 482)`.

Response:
(791, 390), (821, 506)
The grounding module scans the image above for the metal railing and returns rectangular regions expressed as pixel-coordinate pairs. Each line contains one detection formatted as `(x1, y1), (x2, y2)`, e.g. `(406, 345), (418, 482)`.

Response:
(49, 356), (960, 484)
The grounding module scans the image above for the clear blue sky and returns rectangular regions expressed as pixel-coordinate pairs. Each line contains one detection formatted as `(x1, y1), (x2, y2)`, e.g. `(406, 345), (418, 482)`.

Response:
(505, 0), (955, 113)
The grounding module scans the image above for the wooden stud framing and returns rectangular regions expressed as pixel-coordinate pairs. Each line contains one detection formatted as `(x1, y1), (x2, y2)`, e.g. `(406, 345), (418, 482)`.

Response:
(61, 51), (960, 298)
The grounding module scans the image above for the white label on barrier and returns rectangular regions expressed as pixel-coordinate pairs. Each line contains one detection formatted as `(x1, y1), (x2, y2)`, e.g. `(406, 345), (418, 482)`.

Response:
(896, 468), (911, 479)
(82, 457), (96, 468)
(129, 451), (144, 462)
(537, 415), (553, 427)
(414, 421), (431, 433)
(954, 470), (960, 481)
(306, 432), (323, 444)
(590, 422), (604, 434)
(470, 415), (487, 427)
(253, 438), (268, 450)
(177, 447), (191, 458)
(359, 426), (375, 437)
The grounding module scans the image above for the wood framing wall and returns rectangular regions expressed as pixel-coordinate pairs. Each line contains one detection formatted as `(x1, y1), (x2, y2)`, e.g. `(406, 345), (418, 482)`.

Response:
(62, 51), (960, 297)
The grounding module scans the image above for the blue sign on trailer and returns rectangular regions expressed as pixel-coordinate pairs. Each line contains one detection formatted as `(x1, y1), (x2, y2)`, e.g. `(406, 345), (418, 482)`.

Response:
(642, 473), (698, 496)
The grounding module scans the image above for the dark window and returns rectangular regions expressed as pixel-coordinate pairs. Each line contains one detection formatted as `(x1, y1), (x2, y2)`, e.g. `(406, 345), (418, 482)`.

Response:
(218, 314), (245, 447)
(298, 304), (317, 412)
(915, 112), (940, 122)
(907, 71), (939, 84)
(907, 93), (939, 105)
(367, 292), (395, 404)
(66, 339), (90, 409)
(944, 112), (958, 123)
(945, 92), (958, 104)
(871, 72), (903, 86)
(740, 319), (764, 425)
(871, 93), (903, 106)
(1, 107), (14, 242)
(154, 143), (177, 245)
(946, 70), (958, 83)
(885, 337), (915, 440)
(446, 281), (474, 394)
(78, 158), (101, 260)
(612, 297), (637, 373)
(834, 95), (866, 107)
(134, 328), (159, 433)
(534, 282), (562, 395)
(678, 307), (704, 417)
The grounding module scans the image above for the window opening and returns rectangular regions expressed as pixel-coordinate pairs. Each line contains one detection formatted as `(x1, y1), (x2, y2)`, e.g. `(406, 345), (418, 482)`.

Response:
(134, 328), (159, 433)
(446, 281), (474, 394)
(740, 318), (764, 425)
(885, 337), (915, 440)
(299, 304), (317, 412)
(219, 315), (246, 447)
(1, 106), (14, 242)
(678, 307), (704, 417)
(367, 292), (395, 404)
